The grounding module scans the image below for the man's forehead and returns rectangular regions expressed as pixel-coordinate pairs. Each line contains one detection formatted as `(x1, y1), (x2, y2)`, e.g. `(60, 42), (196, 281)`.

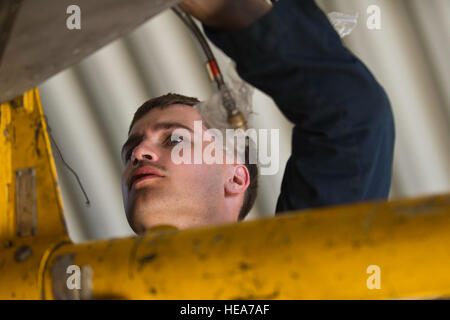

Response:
(129, 104), (203, 135)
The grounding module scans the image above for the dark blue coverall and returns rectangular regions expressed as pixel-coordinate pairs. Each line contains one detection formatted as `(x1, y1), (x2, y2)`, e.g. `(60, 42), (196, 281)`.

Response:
(204, 0), (395, 214)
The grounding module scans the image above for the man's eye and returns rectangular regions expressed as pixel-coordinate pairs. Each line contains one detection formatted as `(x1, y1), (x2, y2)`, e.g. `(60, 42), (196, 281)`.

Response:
(165, 133), (183, 146)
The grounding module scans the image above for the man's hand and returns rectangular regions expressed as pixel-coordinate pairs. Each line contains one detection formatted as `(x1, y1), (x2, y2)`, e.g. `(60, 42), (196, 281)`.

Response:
(179, 0), (272, 31)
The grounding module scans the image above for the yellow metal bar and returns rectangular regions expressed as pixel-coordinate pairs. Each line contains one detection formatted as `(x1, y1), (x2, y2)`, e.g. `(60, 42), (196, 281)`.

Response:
(0, 88), (70, 299)
(37, 193), (450, 300)
(0, 88), (68, 240)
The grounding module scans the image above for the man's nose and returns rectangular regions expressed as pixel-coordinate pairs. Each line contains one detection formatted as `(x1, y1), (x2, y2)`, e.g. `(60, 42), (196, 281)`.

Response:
(131, 144), (159, 166)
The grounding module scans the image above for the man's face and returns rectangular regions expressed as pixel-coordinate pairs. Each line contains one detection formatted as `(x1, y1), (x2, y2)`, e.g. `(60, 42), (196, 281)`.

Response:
(121, 104), (240, 233)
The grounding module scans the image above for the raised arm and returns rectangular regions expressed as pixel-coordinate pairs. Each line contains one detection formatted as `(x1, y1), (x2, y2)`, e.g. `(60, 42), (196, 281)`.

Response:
(183, 0), (395, 213)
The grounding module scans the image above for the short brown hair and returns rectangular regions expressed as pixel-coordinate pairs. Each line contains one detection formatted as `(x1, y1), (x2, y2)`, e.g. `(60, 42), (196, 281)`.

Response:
(129, 93), (258, 220)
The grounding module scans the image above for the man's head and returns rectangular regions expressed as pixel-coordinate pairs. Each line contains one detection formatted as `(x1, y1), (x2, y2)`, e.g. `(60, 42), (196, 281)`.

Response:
(121, 93), (258, 233)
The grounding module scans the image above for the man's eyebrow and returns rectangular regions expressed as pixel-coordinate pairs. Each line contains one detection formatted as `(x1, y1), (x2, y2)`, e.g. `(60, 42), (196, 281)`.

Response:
(121, 122), (194, 156)
(152, 121), (194, 133)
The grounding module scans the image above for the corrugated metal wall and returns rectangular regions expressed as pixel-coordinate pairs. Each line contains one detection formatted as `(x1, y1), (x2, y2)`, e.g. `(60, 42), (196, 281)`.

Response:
(38, 1), (450, 242)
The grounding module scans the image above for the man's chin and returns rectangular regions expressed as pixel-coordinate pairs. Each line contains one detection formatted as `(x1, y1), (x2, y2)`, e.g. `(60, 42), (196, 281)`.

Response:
(125, 201), (181, 233)
(125, 192), (207, 232)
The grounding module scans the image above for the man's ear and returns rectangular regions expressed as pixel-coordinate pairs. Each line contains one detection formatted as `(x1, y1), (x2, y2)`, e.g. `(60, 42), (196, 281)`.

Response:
(224, 165), (250, 196)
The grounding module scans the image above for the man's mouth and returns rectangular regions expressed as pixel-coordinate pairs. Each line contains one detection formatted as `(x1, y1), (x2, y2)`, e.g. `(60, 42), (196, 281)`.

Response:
(131, 173), (160, 186)
(129, 166), (164, 190)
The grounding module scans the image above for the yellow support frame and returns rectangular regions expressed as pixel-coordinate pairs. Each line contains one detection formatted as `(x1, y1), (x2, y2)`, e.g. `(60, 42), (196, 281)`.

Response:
(1, 89), (450, 299)
(0, 88), (70, 299)
(0, 88), (68, 240)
